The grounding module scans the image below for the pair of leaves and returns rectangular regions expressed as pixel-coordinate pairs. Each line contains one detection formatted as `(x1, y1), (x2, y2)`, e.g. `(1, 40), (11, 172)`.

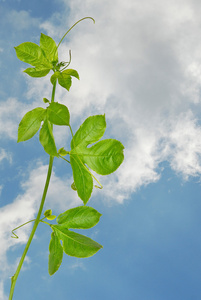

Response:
(14, 33), (58, 77)
(18, 102), (70, 156)
(69, 115), (124, 204)
(48, 206), (102, 275)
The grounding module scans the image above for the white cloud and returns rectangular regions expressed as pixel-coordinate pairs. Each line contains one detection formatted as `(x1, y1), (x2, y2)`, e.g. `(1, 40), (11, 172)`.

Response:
(0, 281), (6, 300)
(4, 0), (201, 200)
(58, 0), (201, 190)
(6, 10), (39, 31)
(0, 148), (12, 164)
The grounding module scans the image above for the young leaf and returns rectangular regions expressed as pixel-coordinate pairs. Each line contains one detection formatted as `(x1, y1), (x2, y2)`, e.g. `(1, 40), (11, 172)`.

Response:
(46, 215), (57, 220)
(70, 154), (93, 204)
(71, 182), (77, 190)
(53, 224), (103, 258)
(14, 42), (52, 68)
(18, 107), (45, 142)
(44, 209), (52, 217)
(50, 71), (60, 85)
(39, 119), (58, 156)
(61, 69), (79, 80)
(47, 102), (70, 126)
(69, 115), (124, 203)
(24, 67), (50, 78)
(43, 98), (50, 103)
(58, 147), (69, 156)
(58, 73), (72, 91)
(48, 231), (63, 275)
(40, 33), (58, 63)
(57, 69), (79, 91)
(57, 206), (102, 229)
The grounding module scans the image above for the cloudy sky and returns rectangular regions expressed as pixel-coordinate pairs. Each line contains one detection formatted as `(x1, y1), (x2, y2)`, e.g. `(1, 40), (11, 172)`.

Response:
(1, 0), (201, 299)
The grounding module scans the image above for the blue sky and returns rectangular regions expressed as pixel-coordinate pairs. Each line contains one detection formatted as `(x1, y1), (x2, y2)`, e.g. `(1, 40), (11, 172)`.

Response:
(1, 0), (201, 299)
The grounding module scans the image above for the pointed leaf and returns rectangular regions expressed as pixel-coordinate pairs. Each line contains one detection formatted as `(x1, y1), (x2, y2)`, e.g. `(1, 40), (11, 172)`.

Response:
(24, 67), (50, 78)
(40, 33), (58, 63)
(50, 71), (60, 85)
(61, 69), (79, 80)
(39, 119), (58, 156)
(70, 154), (93, 204)
(57, 206), (102, 229)
(14, 42), (52, 68)
(71, 115), (106, 149)
(82, 139), (124, 175)
(18, 107), (45, 142)
(47, 102), (70, 126)
(58, 73), (72, 91)
(48, 231), (63, 275)
(53, 224), (103, 258)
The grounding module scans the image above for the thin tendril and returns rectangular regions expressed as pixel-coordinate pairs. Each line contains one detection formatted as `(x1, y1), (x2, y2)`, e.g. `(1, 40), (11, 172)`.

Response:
(60, 50), (72, 72)
(11, 217), (50, 239)
(11, 219), (36, 239)
(52, 17), (95, 62)
(59, 155), (70, 164)
(57, 17), (95, 50)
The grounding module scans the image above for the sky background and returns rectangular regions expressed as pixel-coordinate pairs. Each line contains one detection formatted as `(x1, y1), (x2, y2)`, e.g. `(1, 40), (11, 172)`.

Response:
(1, 0), (201, 299)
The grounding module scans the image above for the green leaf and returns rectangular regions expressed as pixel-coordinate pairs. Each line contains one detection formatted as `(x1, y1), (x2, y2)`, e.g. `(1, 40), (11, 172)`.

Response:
(18, 107), (45, 142)
(47, 102), (70, 126)
(14, 42), (52, 68)
(61, 69), (79, 80)
(69, 115), (124, 203)
(57, 206), (102, 229)
(44, 209), (52, 217)
(57, 69), (79, 91)
(58, 147), (69, 156)
(24, 67), (50, 78)
(58, 73), (72, 91)
(39, 119), (58, 156)
(70, 154), (93, 204)
(40, 33), (58, 63)
(83, 139), (124, 175)
(50, 71), (60, 85)
(46, 215), (57, 220)
(48, 231), (63, 275)
(71, 182), (77, 191)
(43, 98), (50, 103)
(71, 115), (106, 149)
(53, 224), (103, 258)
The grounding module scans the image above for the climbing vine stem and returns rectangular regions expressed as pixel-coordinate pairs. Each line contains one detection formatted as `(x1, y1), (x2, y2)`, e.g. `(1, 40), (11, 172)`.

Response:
(9, 80), (57, 300)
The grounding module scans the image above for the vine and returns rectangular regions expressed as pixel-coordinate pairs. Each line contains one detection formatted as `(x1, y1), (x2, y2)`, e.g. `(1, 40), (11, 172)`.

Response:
(9, 17), (124, 299)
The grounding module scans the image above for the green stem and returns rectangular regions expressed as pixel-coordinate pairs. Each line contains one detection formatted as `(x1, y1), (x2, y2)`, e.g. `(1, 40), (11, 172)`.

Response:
(9, 81), (57, 300)
(51, 80), (57, 103)
(9, 156), (54, 300)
